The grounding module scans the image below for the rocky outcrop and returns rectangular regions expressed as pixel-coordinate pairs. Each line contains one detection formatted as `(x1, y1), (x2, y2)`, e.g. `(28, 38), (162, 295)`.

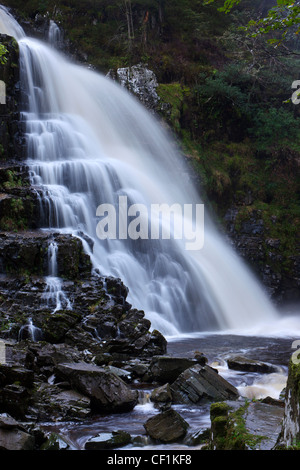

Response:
(108, 64), (160, 112)
(146, 355), (205, 383)
(55, 362), (138, 413)
(224, 206), (300, 303)
(171, 364), (239, 405)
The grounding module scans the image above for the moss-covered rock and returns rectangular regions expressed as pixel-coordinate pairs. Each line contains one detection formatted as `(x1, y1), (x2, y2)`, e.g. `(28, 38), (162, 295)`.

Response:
(209, 401), (267, 450)
(276, 359), (300, 449)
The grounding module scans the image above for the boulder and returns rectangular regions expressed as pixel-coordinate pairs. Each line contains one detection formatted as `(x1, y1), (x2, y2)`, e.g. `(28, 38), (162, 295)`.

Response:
(56, 362), (138, 413)
(148, 356), (200, 383)
(0, 427), (35, 450)
(226, 355), (277, 374)
(171, 364), (239, 405)
(85, 430), (131, 450)
(151, 383), (172, 404)
(0, 413), (35, 450)
(144, 409), (189, 443)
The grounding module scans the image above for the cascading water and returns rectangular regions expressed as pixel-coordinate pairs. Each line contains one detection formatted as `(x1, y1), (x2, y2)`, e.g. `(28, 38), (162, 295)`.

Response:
(43, 240), (72, 313)
(0, 6), (282, 336)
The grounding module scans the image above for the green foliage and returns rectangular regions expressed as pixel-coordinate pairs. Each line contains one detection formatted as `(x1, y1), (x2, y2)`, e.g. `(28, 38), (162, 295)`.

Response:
(0, 43), (8, 64)
(249, 107), (300, 149)
(204, 0), (300, 42)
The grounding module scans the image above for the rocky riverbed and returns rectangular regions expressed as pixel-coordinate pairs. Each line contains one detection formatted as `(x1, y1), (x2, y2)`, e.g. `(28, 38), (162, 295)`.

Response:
(0, 310), (294, 451)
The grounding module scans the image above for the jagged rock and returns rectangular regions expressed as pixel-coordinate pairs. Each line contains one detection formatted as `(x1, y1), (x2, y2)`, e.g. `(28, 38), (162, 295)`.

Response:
(108, 63), (159, 111)
(171, 364), (239, 405)
(0, 363), (34, 388)
(151, 383), (172, 404)
(0, 426), (35, 450)
(144, 409), (189, 443)
(0, 231), (91, 278)
(55, 362), (138, 413)
(0, 384), (30, 419)
(226, 355), (277, 374)
(0, 413), (36, 450)
(147, 356), (200, 383)
(85, 430), (131, 450)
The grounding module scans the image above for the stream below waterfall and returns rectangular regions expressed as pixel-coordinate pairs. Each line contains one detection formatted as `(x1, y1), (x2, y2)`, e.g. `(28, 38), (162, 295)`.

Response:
(39, 329), (295, 451)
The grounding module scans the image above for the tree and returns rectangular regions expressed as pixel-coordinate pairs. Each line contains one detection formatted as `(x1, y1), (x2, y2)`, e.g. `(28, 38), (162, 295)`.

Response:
(204, 0), (300, 41)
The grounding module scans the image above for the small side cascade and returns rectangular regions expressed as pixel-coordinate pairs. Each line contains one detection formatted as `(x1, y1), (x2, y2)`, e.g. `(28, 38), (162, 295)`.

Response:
(48, 20), (63, 49)
(43, 240), (72, 313)
(18, 318), (43, 342)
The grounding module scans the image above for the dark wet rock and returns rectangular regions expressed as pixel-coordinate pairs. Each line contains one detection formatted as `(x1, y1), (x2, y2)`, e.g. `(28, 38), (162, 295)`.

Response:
(227, 355), (278, 374)
(0, 363), (34, 388)
(55, 362), (139, 413)
(184, 427), (210, 447)
(0, 231), (91, 278)
(31, 384), (91, 421)
(147, 356), (200, 383)
(261, 396), (284, 408)
(0, 384), (31, 420)
(151, 383), (172, 404)
(171, 364), (239, 405)
(0, 425), (35, 450)
(85, 430), (131, 450)
(144, 408), (189, 443)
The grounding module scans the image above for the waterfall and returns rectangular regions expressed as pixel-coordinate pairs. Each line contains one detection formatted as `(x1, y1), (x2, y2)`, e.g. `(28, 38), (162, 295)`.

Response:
(0, 6), (280, 336)
(18, 318), (43, 342)
(48, 20), (63, 48)
(43, 240), (72, 313)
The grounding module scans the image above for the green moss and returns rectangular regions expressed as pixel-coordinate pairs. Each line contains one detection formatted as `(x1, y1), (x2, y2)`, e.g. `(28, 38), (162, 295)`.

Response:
(157, 83), (190, 133)
(3, 170), (23, 190)
(210, 401), (267, 450)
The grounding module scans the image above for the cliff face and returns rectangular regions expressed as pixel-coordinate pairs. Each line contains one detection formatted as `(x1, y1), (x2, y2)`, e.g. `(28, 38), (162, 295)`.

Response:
(0, 33), (22, 161)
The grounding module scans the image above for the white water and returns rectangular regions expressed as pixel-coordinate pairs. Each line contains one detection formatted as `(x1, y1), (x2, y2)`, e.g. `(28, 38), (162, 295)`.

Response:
(0, 5), (293, 337)
(43, 240), (72, 313)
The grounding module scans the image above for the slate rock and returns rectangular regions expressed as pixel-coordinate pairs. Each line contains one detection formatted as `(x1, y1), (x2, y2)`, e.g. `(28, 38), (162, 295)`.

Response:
(171, 364), (239, 405)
